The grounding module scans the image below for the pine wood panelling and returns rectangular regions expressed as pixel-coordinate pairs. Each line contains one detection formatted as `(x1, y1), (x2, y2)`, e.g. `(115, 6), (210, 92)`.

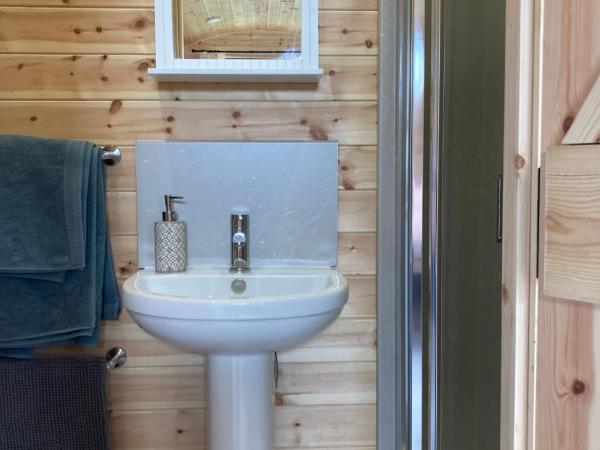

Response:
(105, 146), (136, 190)
(105, 190), (375, 235)
(0, 1), (154, 5)
(501, 0), (535, 449)
(6, 1), (378, 448)
(563, 76), (600, 145)
(110, 405), (375, 449)
(542, 145), (600, 304)
(0, 0), (377, 11)
(336, 233), (376, 274)
(104, 145), (376, 191)
(0, 8), (155, 54)
(319, 0), (376, 10)
(0, 101), (376, 145)
(532, 0), (600, 448)
(0, 8), (376, 55)
(107, 362), (375, 411)
(319, 11), (377, 55)
(337, 275), (375, 317)
(0, 55), (377, 101)
(41, 318), (376, 365)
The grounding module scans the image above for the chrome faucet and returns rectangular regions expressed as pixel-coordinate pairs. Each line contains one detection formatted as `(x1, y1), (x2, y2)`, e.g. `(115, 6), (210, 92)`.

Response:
(230, 214), (249, 272)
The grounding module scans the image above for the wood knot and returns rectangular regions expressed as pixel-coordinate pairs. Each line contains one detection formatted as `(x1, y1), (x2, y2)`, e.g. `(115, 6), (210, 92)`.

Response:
(342, 28), (348, 34)
(341, 176), (355, 190)
(365, 39), (373, 48)
(137, 76), (145, 83)
(109, 99), (122, 114)
(137, 61), (150, 72)
(73, 28), (81, 34)
(232, 110), (241, 119)
(102, 54), (108, 60)
(17, 63), (24, 70)
(513, 154), (526, 170)
(30, 116), (37, 122)
(166, 127), (173, 134)
(166, 115), (175, 122)
(328, 69), (336, 76)
(101, 76), (108, 82)
(293, 421), (301, 427)
(572, 379), (586, 395)
(274, 392), (284, 406)
(309, 125), (328, 140)
(134, 17), (148, 29)
(71, 55), (79, 61)
(176, 429), (184, 434)
(562, 115), (574, 133)
(96, 27), (103, 33)
(502, 284), (509, 304)
(300, 119), (308, 126)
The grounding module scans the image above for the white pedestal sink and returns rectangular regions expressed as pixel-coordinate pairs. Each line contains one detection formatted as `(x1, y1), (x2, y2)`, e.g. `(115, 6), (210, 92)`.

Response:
(123, 267), (348, 450)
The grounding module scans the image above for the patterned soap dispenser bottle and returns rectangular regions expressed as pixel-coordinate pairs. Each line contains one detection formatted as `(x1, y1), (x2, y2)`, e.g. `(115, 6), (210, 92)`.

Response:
(155, 195), (187, 273)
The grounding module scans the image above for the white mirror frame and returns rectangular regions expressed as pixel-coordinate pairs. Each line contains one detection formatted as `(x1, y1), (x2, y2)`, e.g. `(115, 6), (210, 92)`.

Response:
(150, 0), (323, 82)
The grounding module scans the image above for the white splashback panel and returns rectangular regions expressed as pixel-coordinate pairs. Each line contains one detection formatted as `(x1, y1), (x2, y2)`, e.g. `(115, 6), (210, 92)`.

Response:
(136, 141), (339, 268)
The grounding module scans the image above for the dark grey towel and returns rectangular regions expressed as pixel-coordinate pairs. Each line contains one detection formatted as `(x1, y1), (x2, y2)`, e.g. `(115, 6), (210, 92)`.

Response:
(0, 357), (110, 450)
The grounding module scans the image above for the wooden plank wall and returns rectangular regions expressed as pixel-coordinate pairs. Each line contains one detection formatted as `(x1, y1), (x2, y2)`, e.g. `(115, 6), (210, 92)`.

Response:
(0, 2), (378, 449)
(532, 0), (600, 449)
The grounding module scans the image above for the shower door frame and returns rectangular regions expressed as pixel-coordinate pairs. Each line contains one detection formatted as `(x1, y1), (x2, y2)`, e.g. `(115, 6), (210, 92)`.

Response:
(377, 0), (436, 447)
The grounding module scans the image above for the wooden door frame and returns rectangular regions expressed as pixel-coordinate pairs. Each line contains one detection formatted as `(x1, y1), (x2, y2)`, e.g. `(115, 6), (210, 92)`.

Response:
(501, 0), (537, 449)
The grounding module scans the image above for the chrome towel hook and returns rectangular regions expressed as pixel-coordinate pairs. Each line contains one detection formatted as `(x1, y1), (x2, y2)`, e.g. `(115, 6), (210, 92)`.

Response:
(100, 146), (122, 166)
(105, 346), (127, 371)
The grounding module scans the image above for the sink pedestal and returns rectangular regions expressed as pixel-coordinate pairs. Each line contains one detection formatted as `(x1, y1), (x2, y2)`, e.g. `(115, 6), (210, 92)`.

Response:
(207, 353), (275, 450)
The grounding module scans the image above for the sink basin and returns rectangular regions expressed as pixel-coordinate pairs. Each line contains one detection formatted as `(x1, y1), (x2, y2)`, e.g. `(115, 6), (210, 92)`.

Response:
(123, 267), (348, 353)
(123, 266), (348, 450)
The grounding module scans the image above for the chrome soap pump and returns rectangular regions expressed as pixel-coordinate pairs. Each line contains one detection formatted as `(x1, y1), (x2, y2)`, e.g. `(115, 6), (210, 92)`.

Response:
(154, 195), (187, 273)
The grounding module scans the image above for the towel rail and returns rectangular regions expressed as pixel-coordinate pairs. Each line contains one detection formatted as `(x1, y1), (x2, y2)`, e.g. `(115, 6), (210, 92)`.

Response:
(100, 146), (122, 166)
(105, 346), (127, 371)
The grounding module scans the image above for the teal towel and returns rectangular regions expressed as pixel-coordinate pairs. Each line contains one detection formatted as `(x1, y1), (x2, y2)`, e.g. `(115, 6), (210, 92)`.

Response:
(0, 136), (89, 274)
(0, 137), (120, 352)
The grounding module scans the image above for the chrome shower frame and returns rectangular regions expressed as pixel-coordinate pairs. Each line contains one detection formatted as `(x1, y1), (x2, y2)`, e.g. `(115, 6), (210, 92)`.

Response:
(377, 0), (439, 447)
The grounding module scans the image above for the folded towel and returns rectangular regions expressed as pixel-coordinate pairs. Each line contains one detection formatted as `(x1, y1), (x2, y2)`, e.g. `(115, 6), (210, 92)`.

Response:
(0, 357), (111, 450)
(0, 136), (120, 352)
(0, 135), (89, 274)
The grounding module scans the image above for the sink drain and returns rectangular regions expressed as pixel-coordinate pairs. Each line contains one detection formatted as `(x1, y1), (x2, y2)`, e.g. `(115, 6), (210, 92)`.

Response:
(231, 279), (247, 294)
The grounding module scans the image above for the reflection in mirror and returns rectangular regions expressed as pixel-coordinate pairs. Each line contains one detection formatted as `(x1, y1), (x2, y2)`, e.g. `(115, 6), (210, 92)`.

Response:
(174, 0), (302, 60)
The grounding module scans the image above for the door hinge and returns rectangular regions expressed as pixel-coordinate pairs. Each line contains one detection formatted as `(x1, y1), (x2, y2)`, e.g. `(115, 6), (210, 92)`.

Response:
(496, 174), (503, 243)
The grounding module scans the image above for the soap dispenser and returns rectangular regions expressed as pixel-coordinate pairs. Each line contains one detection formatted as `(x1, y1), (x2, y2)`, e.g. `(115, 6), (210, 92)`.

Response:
(154, 195), (187, 273)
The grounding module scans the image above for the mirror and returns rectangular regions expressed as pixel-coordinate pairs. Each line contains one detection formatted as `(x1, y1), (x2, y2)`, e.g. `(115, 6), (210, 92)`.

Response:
(150, 0), (321, 82)
(174, 0), (302, 60)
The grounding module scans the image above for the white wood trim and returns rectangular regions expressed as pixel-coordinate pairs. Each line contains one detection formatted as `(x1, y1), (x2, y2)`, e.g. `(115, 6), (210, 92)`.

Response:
(150, 0), (322, 83)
